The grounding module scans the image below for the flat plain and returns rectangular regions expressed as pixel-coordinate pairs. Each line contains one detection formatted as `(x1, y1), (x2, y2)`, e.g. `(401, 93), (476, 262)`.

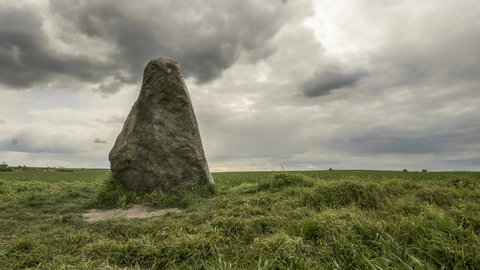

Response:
(1, 169), (479, 269)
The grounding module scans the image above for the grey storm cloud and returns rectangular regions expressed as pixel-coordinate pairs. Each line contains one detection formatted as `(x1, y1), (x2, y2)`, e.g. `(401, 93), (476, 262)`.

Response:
(93, 138), (107, 144)
(302, 68), (368, 97)
(448, 157), (480, 167)
(101, 115), (127, 125)
(0, 8), (115, 89)
(0, 0), (313, 92)
(350, 135), (450, 155)
(331, 123), (480, 156)
(0, 132), (79, 154)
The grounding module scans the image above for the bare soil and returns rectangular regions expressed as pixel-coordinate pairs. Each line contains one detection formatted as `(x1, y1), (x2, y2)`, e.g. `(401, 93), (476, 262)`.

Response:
(82, 205), (181, 222)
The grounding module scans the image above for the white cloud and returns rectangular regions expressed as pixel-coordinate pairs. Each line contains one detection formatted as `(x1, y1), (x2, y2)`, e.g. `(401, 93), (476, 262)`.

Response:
(0, 87), (137, 167)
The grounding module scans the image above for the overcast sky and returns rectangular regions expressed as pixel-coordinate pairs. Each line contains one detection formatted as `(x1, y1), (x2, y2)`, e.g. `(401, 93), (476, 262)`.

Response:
(0, 0), (479, 171)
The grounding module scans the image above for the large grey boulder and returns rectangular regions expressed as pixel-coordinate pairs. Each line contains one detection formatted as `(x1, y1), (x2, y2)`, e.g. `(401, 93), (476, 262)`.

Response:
(109, 57), (214, 191)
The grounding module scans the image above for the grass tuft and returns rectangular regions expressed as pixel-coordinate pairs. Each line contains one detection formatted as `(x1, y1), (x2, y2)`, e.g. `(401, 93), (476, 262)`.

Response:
(257, 173), (314, 191)
(94, 174), (217, 209)
(449, 177), (478, 189)
(302, 181), (384, 210)
(415, 188), (456, 207)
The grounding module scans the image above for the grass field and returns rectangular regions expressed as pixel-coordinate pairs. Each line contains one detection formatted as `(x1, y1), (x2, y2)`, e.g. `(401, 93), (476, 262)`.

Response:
(1, 169), (480, 269)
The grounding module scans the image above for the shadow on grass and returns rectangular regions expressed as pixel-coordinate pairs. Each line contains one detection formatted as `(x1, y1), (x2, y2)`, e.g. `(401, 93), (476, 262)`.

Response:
(93, 174), (216, 209)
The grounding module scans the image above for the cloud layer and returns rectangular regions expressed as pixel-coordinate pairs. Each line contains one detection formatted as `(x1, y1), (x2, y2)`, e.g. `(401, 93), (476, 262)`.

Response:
(0, 0), (312, 93)
(302, 68), (367, 97)
(0, 0), (479, 171)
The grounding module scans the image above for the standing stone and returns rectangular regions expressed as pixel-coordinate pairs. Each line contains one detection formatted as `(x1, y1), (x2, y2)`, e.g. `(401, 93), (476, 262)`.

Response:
(109, 57), (214, 191)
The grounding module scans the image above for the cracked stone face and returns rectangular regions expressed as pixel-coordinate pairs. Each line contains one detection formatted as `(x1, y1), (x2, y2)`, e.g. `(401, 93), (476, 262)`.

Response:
(109, 57), (213, 191)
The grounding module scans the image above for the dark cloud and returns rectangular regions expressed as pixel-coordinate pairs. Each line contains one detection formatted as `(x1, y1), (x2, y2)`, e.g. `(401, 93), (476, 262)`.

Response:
(94, 81), (124, 95)
(0, 1), (312, 92)
(447, 157), (480, 167)
(350, 135), (447, 155)
(302, 68), (367, 97)
(101, 115), (127, 125)
(0, 132), (79, 154)
(0, 8), (115, 89)
(1, 0), (314, 93)
(93, 138), (107, 144)
(329, 123), (480, 156)
(0, 117), (6, 124)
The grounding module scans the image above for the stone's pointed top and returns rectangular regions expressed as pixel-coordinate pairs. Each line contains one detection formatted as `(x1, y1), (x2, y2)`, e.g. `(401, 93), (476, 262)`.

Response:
(145, 57), (180, 75)
(149, 57), (179, 65)
(147, 57), (180, 67)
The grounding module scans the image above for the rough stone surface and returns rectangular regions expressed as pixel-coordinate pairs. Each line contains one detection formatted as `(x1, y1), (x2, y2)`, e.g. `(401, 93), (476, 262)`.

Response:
(109, 57), (214, 190)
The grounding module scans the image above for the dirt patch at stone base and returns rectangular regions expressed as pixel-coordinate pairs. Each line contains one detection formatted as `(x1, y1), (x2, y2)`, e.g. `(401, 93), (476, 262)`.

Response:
(83, 205), (181, 222)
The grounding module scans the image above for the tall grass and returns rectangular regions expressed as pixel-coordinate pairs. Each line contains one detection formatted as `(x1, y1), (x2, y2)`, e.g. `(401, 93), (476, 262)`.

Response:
(0, 169), (479, 269)
(94, 174), (217, 208)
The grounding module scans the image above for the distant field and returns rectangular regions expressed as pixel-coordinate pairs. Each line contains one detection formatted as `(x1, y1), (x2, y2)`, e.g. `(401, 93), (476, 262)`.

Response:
(1, 169), (480, 269)
(0, 169), (109, 182)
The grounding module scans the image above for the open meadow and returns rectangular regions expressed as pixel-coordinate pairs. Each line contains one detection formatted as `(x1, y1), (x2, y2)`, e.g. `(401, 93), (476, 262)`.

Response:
(1, 169), (480, 269)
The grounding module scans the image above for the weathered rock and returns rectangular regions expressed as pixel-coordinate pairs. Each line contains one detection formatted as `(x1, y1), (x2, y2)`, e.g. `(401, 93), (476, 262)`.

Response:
(109, 57), (214, 190)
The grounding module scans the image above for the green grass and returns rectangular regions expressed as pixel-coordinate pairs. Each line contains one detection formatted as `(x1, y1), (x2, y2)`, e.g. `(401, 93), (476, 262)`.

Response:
(1, 169), (480, 269)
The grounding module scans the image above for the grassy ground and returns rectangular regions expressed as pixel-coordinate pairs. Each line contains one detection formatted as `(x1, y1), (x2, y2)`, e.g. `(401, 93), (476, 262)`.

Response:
(1, 169), (480, 269)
